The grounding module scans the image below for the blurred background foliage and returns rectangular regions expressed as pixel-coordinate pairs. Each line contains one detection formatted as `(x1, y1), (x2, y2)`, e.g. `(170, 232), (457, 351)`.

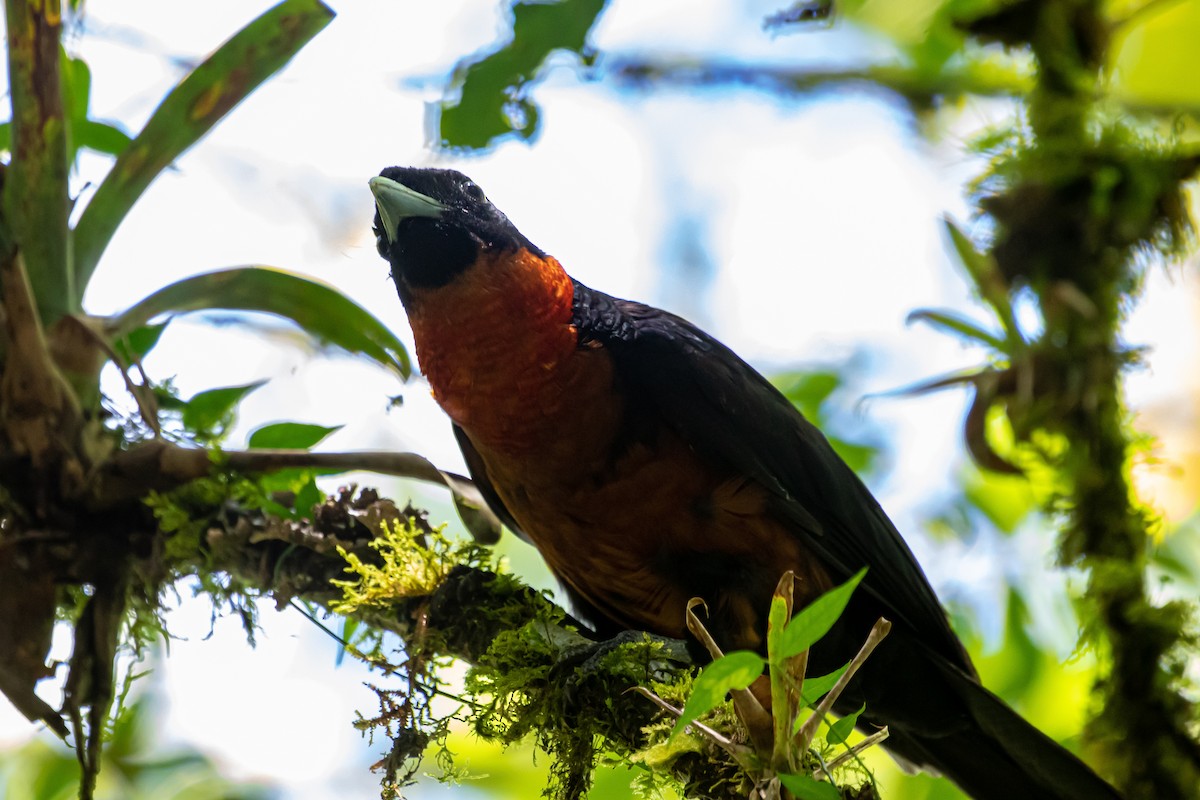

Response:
(3, 0), (1199, 797)
(0, 678), (272, 800)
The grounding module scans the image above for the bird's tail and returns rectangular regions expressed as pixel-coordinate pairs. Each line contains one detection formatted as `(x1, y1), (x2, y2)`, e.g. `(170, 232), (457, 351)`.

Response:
(881, 659), (1122, 800)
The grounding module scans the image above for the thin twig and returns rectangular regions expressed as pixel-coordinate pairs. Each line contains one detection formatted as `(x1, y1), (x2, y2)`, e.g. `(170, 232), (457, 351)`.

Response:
(796, 618), (891, 747)
(61, 314), (161, 435)
(96, 439), (481, 505)
(819, 727), (890, 774)
(686, 597), (773, 751)
(628, 686), (741, 754)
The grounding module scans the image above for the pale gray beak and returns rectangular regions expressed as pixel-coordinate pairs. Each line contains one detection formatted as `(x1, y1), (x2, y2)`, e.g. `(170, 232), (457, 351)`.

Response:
(369, 175), (447, 244)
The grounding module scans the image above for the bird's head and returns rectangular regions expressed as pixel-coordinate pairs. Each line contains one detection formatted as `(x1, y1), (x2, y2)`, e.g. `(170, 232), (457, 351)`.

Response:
(369, 167), (543, 302)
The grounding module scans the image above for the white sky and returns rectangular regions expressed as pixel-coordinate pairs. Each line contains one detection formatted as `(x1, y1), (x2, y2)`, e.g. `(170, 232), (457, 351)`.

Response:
(2, 1), (1197, 797)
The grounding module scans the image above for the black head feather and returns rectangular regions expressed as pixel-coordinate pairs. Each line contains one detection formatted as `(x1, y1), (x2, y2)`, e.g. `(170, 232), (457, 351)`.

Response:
(370, 167), (543, 295)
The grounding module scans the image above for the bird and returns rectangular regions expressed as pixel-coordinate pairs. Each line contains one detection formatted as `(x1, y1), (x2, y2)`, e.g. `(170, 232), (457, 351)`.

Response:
(368, 166), (1121, 800)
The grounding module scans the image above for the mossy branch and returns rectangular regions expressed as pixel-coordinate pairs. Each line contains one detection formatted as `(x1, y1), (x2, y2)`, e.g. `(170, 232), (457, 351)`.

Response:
(957, 2), (1200, 796)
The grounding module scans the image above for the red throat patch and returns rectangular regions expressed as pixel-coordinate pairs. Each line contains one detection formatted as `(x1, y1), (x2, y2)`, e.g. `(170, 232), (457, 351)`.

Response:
(403, 247), (579, 452)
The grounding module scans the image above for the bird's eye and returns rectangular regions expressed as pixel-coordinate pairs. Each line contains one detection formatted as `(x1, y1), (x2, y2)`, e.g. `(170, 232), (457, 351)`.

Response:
(461, 181), (487, 203)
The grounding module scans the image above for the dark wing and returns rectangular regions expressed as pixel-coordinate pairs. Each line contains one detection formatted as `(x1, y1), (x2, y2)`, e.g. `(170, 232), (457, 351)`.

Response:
(573, 282), (970, 671)
(453, 423), (528, 541)
(453, 422), (623, 638)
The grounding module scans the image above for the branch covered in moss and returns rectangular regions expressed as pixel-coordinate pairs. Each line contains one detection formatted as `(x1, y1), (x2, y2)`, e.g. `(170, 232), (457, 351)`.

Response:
(953, 2), (1200, 796)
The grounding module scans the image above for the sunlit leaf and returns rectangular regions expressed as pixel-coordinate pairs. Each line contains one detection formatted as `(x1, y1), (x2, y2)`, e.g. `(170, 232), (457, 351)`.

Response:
(57, 50), (131, 165)
(964, 467), (1037, 534)
(826, 702), (865, 744)
(1109, 0), (1200, 110)
(72, 0), (335, 294)
(181, 381), (267, 439)
(77, 120), (133, 158)
(247, 422), (341, 450)
(106, 267), (410, 377)
(775, 568), (867, 662)
(669, 650), (764, 739)
(112, 321), (169, 364)
(799, 662), (848, 708)
(437, 0), (607, 150)
(766, 573), (793, 664)
(773, 370), (840, 421)
(828, 437), (878, 476)
(778, 773), (841, 800)
(294, 475), (325, 516)
(772, 368), (882, 476)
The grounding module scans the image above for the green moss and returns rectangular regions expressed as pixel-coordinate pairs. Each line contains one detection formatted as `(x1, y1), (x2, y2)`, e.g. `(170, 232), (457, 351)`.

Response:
(331, 518), (492, 613)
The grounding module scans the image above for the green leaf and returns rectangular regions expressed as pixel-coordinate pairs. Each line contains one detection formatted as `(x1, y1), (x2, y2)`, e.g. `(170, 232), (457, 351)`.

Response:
(799, 662), (849, 708)
(336, 616), (360, 667)
(943, 217), (1023, 347)
(248, 422), (341, 450)
(72, 0), (335, 295)
(106, 267), (411, 377)
(669, 650), (764, 739)
(826, 702), (865, 745)
(778, 773), (841, 800)
(438, 0), (607, 150)
(294, 475), (325, 516)
(826, 436), (877, 476)
(181, 380), (267, 440)
(60, 49), (90, 166)
(1109, 0), (1200, 110)
(907, 308), (1007, 351)
(112, 321), (169, 364)
(775, 568), (867, 662)
(772, 369), (882, 476)
(62, 51), (90, 127)
(77, 120), (133, 158)
(773, 370), (841, 421)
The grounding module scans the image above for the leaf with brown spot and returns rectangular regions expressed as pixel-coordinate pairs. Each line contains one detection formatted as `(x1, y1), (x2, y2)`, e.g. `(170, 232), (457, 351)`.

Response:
(71, 0), (335, 295)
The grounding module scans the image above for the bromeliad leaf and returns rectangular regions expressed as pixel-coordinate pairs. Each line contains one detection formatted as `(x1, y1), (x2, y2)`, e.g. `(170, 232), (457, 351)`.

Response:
(669, 650), (764, 739)
(943, 217), (1023, 347)
(71, 0), (335, 295)
(248, 422), (342, 450)
(778, 773), (841, 800)
(181, 381), (267, 441)
(106, 267), (411, 377)
(907, 308), (1006, 352)
(775, 568), (867, 662)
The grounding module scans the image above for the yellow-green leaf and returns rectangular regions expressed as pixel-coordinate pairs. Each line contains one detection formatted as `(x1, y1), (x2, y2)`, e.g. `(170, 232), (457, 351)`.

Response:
(669, 650), (764, 739)
(778, 773), (841, 800)
(775, 568), (866, 662)
(826, 702), (865, 745)
(798, 662), (849, 709)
